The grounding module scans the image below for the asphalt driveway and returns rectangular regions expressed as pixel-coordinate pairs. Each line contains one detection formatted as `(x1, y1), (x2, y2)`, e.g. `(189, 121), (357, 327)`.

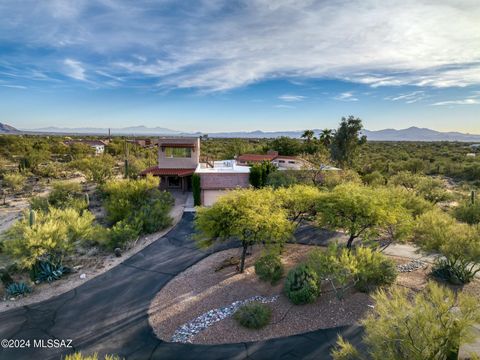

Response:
(0, 213), (363, 360)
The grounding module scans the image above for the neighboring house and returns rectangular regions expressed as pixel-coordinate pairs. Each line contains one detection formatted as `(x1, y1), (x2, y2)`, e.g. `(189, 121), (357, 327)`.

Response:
(237, 150), (306, 170)
(140, 137), (200, 191)
(195, 160), (250, 206)
(467, 153), (476, 158)
(64, 140), (107, 155)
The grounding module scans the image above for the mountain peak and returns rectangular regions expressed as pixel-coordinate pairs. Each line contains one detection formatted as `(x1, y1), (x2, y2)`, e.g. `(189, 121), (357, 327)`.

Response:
(0, 122), (20, 134)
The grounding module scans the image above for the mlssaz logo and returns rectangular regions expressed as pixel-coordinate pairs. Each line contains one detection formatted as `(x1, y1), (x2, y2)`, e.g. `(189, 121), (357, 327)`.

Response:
(33, 339), (73, 348)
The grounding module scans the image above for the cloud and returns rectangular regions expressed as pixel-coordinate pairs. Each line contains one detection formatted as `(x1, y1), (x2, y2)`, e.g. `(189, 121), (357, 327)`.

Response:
(278, 94), (306, 102)
(0, 84), (27, 89)
(431, 98), (480, 106)
(334, 92), (358, 102)
(1, 1), (480, 91)
(385, 91), (427, 103)
(64, 59), (86, 81)
(274, 104), (295, 109)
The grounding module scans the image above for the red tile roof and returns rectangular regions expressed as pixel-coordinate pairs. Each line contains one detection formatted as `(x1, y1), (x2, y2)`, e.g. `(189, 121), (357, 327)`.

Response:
(140, 167), (195, 176)
(237, 154), (278, 162)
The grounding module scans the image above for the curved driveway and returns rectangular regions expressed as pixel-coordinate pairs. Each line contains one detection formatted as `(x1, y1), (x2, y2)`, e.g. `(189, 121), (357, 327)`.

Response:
(0, 213), (363, 360)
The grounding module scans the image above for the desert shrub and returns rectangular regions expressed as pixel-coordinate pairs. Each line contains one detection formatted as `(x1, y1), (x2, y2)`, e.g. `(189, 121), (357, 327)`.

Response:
(107, 220), (141, 249)
(6, 282), (31, 297)
(332, 282), (480, 360)
(234, 302), (272, 329)
(415, 209), (480, 284)
(1, 172), (26, 204)
(362, 171), (385, 186)
(284, 264), (319, 304)
(64, 353), (121, 360)
(255, 253), (284, 284)
(2, 207), (99, 269)
(70, 155), (116, 184)
(30, 181), (87, 212)
(353, 247), (397, 292)
(308, 245), (396, 296)
(454, 201), (480, 225)
(29, 196), (50, 211)
(48, 181), (87, 210)
(101, 175), (174, 236)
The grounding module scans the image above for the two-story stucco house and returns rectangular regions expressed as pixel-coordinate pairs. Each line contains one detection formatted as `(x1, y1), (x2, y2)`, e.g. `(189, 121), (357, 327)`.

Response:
(140, 137), (200, 191)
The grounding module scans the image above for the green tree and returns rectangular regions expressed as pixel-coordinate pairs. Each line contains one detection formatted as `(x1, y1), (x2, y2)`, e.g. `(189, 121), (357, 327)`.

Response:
(331, 116), (366, 167)
(301, 129), (315, 142)
(332, 282), (480, 360)
(276, 185), (322, 226)
(249, 161), (276, 188)
(195, 188), (293, 272)
(72, 155), (116, 184)
(316, 183), (409, 249)
(319, 128), (334, 147)
(270, 136), (302, 156)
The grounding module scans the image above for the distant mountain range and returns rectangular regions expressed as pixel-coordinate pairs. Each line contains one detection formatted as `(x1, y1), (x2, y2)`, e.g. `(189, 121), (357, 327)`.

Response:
(0, 122), (21, 134)
(1, 122), (480, 142)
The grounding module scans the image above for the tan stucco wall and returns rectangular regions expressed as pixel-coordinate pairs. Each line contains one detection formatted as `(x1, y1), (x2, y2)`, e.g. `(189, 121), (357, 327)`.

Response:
(157, 137), (200, 169)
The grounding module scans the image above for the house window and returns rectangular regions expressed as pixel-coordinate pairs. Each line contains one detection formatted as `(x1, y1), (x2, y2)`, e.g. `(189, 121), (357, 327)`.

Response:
(165, 147), (192, 158)
(288, 161), (295, 164)
(278, 160), (285, 163)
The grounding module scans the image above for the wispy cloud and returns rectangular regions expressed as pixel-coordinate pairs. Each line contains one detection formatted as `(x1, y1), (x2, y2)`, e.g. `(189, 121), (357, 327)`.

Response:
(0, 84), (27, 89)
(278, 94), (306, 102)
(334, 92), (358, 102)
(64, 59), (86, 81)
(274, 104), (295, 109)
(385, 91), (427, 103)
(1, 1), (480, 91)
(431, 98), (480, 106)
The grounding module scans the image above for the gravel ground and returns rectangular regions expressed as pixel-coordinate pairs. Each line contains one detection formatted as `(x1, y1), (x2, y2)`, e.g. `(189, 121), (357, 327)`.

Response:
(150, 248), (480, 345)
(149, 244), (373, 345)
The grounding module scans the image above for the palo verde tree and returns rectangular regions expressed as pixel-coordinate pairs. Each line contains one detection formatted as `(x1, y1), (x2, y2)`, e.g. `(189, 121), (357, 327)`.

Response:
(331, 116), (366, 167)
(195, 188), (293, 273)
(276, 184), (323, 227)
(316, 183), (410, 249)
(332, 282), (480, 360)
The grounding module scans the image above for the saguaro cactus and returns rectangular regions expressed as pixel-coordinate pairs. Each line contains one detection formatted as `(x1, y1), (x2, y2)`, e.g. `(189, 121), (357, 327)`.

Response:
(29, 209), (36, 227)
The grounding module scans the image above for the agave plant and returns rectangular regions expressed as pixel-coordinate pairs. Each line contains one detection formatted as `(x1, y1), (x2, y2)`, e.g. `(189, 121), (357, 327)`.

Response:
(6, 282), (31, 297)
(34, 261), (71, 283)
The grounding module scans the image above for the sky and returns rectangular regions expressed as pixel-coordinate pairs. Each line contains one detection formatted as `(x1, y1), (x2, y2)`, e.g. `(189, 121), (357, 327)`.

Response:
(0, 0), (480, 133)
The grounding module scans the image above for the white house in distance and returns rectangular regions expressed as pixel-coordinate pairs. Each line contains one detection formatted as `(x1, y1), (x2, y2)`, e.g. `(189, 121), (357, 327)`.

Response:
(64, 139), (107, 155)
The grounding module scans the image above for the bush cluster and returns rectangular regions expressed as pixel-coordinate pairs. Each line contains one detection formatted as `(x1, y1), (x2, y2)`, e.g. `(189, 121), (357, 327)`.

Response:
(30, 181), (88, 212)
(254, 253), (284, 285)
(234, 302), (272, 329)
(101, 175), (174, 249)
(307, 244), (397, 296)
(284, 264), (319, 305)
(2, 207), (101, 269)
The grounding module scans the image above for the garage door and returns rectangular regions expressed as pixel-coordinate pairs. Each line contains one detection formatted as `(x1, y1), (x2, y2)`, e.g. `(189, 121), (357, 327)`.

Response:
(202, 190), (228, 206)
